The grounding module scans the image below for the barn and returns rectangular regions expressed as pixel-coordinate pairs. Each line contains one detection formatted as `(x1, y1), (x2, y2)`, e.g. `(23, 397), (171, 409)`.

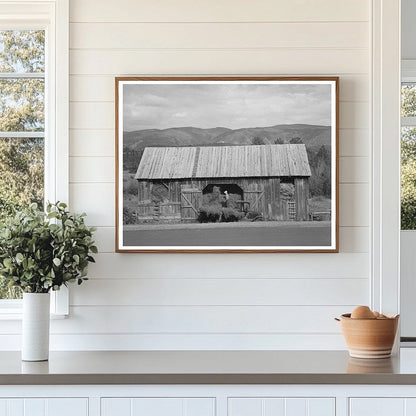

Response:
(134, 144), (311, 223)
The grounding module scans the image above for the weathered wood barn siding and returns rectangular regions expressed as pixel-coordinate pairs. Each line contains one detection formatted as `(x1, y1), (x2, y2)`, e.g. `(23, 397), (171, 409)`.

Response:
(135, 144), (311, 222)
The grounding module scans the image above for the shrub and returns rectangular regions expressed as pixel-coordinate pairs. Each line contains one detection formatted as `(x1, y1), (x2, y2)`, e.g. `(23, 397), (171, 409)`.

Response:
(221, 207), (244, 222)
(198, 205), (221, 223)
(246, 211), (263, 221)
(198, 206), (245, 223)
(123, 207), (137, 224)
(202, 186), (222, 205)
(124, 175), (137, 196)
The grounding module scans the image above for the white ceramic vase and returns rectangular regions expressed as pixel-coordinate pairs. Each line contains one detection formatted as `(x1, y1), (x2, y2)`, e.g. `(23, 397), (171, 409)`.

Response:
(22, 293), (50, 361)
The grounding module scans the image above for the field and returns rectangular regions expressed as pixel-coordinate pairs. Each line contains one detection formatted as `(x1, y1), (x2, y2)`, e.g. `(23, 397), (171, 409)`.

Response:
(123, 221), (331, 247)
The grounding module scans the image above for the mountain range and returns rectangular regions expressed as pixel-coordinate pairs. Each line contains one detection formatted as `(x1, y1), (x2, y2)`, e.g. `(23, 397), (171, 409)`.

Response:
(123, 124), (331, 151)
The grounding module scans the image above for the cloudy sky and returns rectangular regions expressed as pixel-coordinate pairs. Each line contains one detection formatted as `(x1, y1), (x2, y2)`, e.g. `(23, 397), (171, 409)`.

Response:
(122, 82), (332, 131)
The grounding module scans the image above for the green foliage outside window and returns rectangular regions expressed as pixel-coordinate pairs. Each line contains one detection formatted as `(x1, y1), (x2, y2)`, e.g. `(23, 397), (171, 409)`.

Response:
(0, 30), (45, 298)
(401, 84), (416, 230)
(402, 84), (416, 118)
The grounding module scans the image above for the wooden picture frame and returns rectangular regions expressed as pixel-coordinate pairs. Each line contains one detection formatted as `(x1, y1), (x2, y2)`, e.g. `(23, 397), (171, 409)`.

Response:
(115, 77), (339, 253)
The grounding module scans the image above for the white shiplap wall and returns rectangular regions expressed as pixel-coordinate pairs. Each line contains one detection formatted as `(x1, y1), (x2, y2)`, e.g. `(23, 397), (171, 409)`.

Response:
(60, 0), (371, 350)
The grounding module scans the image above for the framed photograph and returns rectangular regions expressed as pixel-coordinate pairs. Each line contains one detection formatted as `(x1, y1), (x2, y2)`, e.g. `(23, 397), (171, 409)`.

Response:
(116, 77), (339, 253)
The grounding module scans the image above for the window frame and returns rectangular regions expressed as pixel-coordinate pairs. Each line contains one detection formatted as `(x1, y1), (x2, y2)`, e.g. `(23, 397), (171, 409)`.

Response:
(0, 0), (69, 316)
(400, 61), (416, 341)
(400, 69), (416, 237)
(371, 0), (401, 322)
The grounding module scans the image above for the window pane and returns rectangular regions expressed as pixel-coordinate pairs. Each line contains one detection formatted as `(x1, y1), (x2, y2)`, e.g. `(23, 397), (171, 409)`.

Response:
(402, 127), (416, 163)
(0, 138), (44, 300)
(401, 127), (416, 230)
(0, 284), (22, 300)
(402, 83), (416, 117)
(0, 78), (44, 131)
(0, 29), (45, 301)
(0, 137), (44, 217)
(0, 30), (45, 73)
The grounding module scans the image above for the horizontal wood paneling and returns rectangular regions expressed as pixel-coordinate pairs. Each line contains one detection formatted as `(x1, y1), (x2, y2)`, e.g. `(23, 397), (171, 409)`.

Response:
(0, 333), (347, 350)
(70, 103), (114, 129)
(69, 157), (114, 183)
(339, 157), (369, 183)
(339, 129), (369, 157)
(57, 305), (352, 334)
(69, 0), (369, 23)
(0, 305), (355, 335)
(70, 22), (368, 50)
(69, 183), (114, 226)
(339, 102), (369, 129)
(91, 227), (115, 253)
(91, 226), (369, 254)
(69, 130), (114, 157)
(70, 49), (368, 75)
(69, 74), (369, 102)
(70, 277), (368, 306)
(339, 227), (369, 253)
(86, 252), (369, 279)
(70, 76), (115, 102)
(61, 0), (372, 351)
(339, 183), (369, 227)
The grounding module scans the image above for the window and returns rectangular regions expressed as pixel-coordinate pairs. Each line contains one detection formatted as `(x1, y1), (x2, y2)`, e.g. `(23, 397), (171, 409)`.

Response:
(0, 29), (45, 300)
(401, 79), (416, 229)
(400, 62), (416, 340)
(0, 0), (69, 314)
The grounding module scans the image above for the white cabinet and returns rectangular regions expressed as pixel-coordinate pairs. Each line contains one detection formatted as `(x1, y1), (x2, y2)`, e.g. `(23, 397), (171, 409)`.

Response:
(228, 397), (335, 416)
(0, 398), (88, 416)
(5, 385), (416, 416)
(349, 398), (404, 416)
(101, 398), (215, 416)
(349, 398), (416, 416)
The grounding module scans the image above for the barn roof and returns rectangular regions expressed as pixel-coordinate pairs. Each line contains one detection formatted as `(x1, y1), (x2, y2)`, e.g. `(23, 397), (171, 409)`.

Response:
(134, 144), (311, 180)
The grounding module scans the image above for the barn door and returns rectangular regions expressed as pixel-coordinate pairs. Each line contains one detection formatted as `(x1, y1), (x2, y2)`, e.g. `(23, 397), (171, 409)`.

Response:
(244, 189), (265, 213)
(180, 186), (202, 220)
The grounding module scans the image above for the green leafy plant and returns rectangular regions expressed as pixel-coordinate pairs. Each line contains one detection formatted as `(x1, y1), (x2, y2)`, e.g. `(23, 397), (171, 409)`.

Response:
(0, 202), (97, 293)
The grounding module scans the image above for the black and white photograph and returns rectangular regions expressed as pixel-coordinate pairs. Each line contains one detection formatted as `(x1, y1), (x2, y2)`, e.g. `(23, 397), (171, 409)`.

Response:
(116, 77), (338, 252)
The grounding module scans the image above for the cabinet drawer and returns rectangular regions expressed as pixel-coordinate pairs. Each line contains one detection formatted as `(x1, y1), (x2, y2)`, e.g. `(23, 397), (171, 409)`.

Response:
(101, 397), (215, 416)
(0, 398), (88, 416)
(349, 398), (416, 416)
(228, 397), (335, 416)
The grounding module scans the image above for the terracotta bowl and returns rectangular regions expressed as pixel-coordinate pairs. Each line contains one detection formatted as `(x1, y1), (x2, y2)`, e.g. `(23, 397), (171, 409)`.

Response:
(337, 313), (399, 359)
